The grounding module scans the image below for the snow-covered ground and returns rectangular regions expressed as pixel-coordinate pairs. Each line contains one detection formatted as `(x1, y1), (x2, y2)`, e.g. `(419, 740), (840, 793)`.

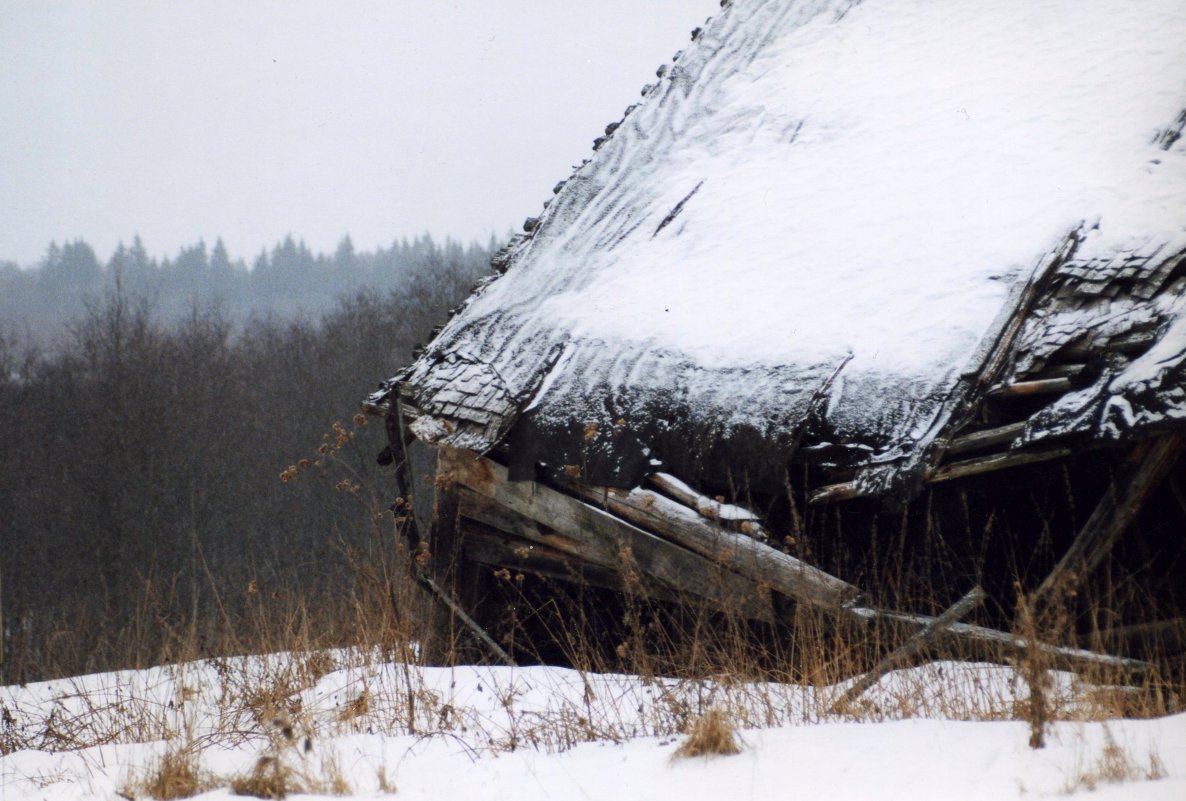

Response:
(3, 653), (1183, 800)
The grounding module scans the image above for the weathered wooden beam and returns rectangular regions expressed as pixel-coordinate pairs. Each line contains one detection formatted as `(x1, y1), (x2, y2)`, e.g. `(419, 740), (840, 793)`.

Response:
(830, 587), (985, 714)
(568, 482), (862, 610)
(459, 488), (617, 572)
(850, 606), (1149, 674)
(647, 472), (763, 526)
(987, 377), (1072, 398)
(945, 421), (1027, 456)
(462, 522), (629, 595)
(928, 447), (1072, 483)
(1034, 436), (1183, 604)
(416, 570), (516, 667)
(442, 448), (1144, 677)
(1078, 617), (1186, 656)
(810, 447), (1072, 504)
(440, 448), (775, 621)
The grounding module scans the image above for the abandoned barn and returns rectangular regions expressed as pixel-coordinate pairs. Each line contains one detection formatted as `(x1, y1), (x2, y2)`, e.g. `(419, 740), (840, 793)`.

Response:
(366, 0), (1186, 677)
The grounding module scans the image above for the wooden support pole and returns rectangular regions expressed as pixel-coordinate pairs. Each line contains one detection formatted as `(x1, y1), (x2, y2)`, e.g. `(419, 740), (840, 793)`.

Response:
(830, 587), (985, 714)
(416, 570), (517, 667)
(1034, 436), (1183, 604)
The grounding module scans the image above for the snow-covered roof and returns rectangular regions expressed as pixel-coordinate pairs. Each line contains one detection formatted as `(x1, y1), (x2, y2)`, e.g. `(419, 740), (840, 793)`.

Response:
(380, 0), (1186, 494)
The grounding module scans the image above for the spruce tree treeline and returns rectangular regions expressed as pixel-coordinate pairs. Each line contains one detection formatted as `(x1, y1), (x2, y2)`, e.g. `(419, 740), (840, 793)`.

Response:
(0, 234), (495, 683)
(0, 233), (496, 352)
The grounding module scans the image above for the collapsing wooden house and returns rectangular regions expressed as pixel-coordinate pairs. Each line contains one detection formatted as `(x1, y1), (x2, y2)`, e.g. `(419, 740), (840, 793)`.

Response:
(366, 0), (1186, 670)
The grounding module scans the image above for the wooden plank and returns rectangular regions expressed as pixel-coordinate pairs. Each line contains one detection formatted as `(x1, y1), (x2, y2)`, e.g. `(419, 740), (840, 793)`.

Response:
(440, 447), (775, 621)
(849, 606), (1149, 674)
(416, 570), (516, 667)
(927, 447), (1072, 483)
(462, 522), (746, 609)
(987, 377), (1072, 398)
(1034, 436), (1183, 603)
(810, 447), (1072, 504)
(647, 472), (761, 523)
(459, 488), (617, 571)
(945, 421), (1027, 456)
(830, 587), (985, 714)
(568, 482), (862, 610)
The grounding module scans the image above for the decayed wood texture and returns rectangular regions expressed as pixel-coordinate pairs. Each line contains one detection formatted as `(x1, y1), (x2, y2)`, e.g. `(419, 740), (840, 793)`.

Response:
(830, 587), (986, 714)
(439, 447), (775, 621)
(810, 446), (1072, 504)
(647, 472), (771, 541)
(987, 377), (1072, 397)
(850, 606), (1149, 674)
(1034, 436), (1183, 603)
(436, 448), (1145, 674)
(567, 482), (861, 610)
(416, 571), (516, 667)
(945, 421), (1027, 456)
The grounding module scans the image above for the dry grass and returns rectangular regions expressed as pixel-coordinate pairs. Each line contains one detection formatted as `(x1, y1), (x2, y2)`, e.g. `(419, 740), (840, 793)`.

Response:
(135, 747), (211, 800)
(672, 708), (742, 759)
(1062, 726), (1166, 794)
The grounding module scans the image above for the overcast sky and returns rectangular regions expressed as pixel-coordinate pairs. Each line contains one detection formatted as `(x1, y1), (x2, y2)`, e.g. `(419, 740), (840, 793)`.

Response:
(0, 1), (720, 266)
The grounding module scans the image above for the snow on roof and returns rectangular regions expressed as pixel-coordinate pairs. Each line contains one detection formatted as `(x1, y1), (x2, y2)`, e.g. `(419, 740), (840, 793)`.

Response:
(392, 0), (1186, 490)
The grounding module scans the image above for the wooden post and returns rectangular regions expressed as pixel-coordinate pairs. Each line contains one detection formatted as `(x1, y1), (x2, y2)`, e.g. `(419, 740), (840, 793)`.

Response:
(1034, 436), (1182, 604)
(407, 439), (487, 664)
(829, 587), (985, 715)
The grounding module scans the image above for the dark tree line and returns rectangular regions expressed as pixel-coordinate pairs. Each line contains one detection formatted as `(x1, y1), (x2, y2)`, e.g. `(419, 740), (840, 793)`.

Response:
(0, 233), (496, 353)
(0, 236), (493, 683)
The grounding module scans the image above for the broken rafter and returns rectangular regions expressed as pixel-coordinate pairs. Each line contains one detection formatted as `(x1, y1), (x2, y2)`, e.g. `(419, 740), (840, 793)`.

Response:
(945, 421), (1027, 456)
(646, 471), (769, 540)
(852, 606), (1149, 674)
(810, 446), (1072, 504)
(830, 587), (986, 715)
(1034, 436), (1183, 604)
(987, 377), (1072, 398)
(433, 448), (1147, 676)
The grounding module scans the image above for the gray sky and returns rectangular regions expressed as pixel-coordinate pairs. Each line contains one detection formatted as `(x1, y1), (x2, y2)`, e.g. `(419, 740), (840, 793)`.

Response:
(0, 1), (719, 266)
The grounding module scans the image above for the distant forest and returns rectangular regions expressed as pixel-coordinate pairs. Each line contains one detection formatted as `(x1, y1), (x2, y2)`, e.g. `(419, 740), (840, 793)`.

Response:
(0, 233), (497, 352)
(0, 234), (496, 683)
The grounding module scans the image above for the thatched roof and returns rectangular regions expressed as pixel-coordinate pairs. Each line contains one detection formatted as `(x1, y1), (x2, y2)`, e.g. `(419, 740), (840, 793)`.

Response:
(372, 0), (1186, 498)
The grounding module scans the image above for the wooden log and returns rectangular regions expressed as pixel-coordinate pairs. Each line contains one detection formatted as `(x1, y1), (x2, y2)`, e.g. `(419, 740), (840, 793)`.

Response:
(415, 570), (516, 667)
(810, 447), (1072, 504)
(945, 421), (1027, 456)
(927, 447), (1072, 483)
(830, 587), (985, 714)
(849, 606), (1149, 674)
(647, 472), (761, 523)
(987, 377), (1072, 398)
(568, 482), (862, 610)
(1034, 436), (1183, 604)
(440, 447), (775, 621)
